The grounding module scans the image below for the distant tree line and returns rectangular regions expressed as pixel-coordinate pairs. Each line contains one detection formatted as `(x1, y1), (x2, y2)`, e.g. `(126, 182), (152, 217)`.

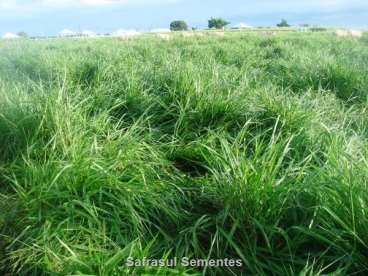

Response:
(170, 18), (293, 31)
(170, 17), (231, 31)
(12, 18), (294, 39)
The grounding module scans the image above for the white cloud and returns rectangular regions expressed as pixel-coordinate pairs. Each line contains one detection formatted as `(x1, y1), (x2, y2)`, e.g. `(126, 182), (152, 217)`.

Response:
(81, 0), (118, 5)
(242, 0), (368, 14)
(0, 0), (15, 9)
(0, 0), (180, 10)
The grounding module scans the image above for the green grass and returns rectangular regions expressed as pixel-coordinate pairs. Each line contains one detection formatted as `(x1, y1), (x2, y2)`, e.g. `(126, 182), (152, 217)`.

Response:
(1, 32), (368, 275)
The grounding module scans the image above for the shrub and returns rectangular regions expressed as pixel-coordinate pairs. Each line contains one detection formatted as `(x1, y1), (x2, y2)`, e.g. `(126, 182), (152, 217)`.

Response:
(170, 20), (188, 31)
(310, 27), (327, 32)
(277, 19), (290, 27)
(17, 31), (28, 38)
(208, 17), (230, 29)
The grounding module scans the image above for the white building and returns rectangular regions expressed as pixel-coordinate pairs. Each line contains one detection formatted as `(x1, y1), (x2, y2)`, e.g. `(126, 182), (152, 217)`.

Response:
(81, 30), (97, 37)
(112, 29), (141, 38)
(59, 29), (76, 37)
(3, 32), (19, 39)
(233, 22), (252, 29)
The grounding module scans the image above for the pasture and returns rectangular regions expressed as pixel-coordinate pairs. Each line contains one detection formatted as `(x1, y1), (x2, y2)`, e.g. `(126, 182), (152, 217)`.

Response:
(1, 31), (368, 275)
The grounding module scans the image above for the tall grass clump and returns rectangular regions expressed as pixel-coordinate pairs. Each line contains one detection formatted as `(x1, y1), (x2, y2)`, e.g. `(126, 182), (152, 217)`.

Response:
(1, 32), (368, 275)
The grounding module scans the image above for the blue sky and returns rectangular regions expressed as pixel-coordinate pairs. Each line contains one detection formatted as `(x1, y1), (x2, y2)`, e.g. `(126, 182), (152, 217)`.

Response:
(0, 0), (367, 36)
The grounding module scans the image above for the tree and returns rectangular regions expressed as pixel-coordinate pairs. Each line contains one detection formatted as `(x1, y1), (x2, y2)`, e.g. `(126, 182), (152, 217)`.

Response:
(277, 19), (290, 28)
(170, 20), (188, 31)
(17, 31), (28, 38)
(208, 18), (230, 29)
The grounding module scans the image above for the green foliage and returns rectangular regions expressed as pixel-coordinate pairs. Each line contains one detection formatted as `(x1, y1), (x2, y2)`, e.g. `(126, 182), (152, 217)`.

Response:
(1, 32), (368, 275)
(208, 17), (230, 29)
(170, 20), (188, 31)
(277, 19), (290, 27)
(310, 27), (327, 32)
(17, 31), (28, 38)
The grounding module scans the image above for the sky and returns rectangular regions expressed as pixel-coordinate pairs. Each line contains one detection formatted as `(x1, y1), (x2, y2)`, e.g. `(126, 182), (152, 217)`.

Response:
(0, 0), (367, 36)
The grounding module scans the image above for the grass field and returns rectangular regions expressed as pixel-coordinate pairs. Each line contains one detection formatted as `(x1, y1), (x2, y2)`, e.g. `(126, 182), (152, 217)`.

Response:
(1, 32), (368, 275)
